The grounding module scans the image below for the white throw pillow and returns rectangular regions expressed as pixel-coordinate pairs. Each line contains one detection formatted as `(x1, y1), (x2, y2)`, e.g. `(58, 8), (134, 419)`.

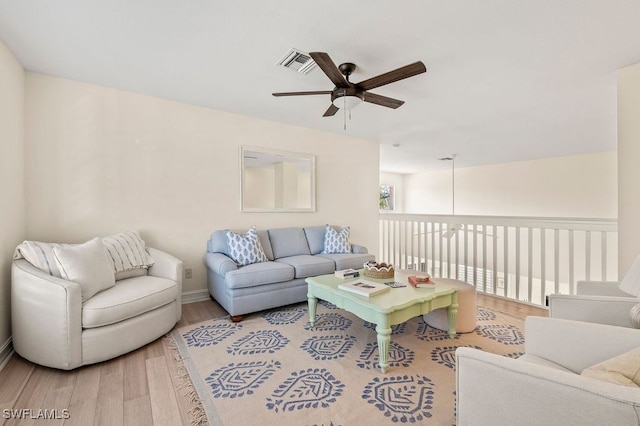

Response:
(53, 238), (116, 302)
(14, 240), (73, 277)
(226, 226), (268, 266)
(322, 225), (351, 254)
(101, 230), (154, 276)
(581, 346), (640, 387)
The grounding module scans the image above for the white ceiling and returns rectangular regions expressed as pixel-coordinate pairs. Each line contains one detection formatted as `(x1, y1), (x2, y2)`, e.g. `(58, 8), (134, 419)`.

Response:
(1, 1), (639, 173)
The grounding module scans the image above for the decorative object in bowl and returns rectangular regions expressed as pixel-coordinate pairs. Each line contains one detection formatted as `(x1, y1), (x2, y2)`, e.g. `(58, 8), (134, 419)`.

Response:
(363, 261), (395, 279)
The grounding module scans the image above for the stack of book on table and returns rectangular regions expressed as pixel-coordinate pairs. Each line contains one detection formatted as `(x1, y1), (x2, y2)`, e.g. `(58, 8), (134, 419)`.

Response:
(338, 279), (390, 297)
(408, 274), (435, 288)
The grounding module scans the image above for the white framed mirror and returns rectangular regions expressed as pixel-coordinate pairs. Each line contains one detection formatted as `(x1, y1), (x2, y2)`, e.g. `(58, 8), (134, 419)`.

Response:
(241, 146), (316, 212)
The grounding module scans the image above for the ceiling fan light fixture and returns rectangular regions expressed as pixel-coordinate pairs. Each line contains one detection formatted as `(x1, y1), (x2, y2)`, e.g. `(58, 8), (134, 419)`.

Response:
(332, 94), (363, 110)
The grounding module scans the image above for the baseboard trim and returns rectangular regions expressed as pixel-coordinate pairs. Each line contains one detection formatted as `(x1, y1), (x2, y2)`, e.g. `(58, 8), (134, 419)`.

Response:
(0, 337), (14, 372)
(181, 289), (210, 304)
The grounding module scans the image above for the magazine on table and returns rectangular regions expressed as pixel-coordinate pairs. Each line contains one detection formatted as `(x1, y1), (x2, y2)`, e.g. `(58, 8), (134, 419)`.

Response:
(338, 279), (391, 297)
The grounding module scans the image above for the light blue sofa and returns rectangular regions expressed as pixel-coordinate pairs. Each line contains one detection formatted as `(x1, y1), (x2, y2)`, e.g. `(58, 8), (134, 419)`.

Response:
(205, 226), (375, 319)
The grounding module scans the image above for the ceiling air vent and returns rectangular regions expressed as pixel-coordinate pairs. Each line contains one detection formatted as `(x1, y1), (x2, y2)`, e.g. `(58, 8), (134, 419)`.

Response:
(276, 48), (317, 74)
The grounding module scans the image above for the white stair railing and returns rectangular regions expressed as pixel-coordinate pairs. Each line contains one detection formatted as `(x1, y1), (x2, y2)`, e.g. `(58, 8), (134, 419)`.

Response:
(379, 214), (618, 307)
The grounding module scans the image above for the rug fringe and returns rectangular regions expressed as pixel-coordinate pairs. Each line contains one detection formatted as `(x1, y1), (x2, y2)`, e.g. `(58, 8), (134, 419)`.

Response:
(165, 334), (210, 426)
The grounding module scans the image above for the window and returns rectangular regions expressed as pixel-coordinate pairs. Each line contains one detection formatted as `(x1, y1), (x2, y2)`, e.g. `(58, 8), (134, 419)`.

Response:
(379, 185), (395, 211)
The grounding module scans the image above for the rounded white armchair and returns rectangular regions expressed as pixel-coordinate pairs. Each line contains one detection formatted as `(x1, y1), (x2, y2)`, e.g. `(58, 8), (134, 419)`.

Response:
(11, 232), (183, 370)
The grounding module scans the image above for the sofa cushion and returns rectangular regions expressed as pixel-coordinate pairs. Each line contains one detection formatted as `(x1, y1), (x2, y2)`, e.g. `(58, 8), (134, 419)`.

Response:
(277, 255), (336, 279)
(226, 227), (268, 266)
(322, 225), (351, 254)
(208, 230), (231, 256)
(102, 230), (154, 277)
(53, 238), (116, 302)
(225, 261), (294, 289)
(316, 253), (375, 270)
(256, 230), (274, 261)
(304, 226), (327, 255)
(268, 227), (311, 259)
(581, 347), (640, 387)
(82, 275), (179, 328)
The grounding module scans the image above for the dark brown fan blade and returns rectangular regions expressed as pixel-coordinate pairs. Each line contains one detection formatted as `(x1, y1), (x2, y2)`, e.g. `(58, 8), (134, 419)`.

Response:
(356, 61), (426, 91)
(363, 92), (405, 109)
(323, 104), (339, 117)
(272, 91), (332, 97)
(309, 52), (349, 88)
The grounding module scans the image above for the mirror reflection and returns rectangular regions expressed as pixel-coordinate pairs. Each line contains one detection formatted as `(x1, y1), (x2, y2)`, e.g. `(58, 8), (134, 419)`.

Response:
(241, 146), (316, 212)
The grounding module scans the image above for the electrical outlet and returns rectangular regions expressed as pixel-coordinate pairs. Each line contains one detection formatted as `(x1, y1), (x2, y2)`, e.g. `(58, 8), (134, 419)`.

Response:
(185, 268), (193, 279)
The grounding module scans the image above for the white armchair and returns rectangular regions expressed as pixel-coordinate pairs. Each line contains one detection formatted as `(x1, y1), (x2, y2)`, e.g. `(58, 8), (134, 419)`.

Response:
(548, 281), (640, 327)
(548, 255), (640, 327)
(456, 317), (640, 426)
(12, 246), (183, 370)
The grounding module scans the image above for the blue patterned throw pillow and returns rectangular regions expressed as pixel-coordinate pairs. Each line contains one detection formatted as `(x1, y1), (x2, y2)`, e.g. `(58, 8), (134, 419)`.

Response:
(322, 225), (351, 254)
(226, 226), (268, 266)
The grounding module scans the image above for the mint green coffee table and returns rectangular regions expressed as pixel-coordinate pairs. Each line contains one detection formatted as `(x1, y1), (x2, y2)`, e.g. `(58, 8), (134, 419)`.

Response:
(305, 270), (458, 373)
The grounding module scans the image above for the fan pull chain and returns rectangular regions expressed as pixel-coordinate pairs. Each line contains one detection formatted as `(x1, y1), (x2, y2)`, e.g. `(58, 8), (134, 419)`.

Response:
(343, 92), (347, 131)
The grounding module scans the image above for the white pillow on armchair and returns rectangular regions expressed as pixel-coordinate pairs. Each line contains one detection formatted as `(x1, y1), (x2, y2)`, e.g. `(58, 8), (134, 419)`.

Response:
(53, 238), (115, 302)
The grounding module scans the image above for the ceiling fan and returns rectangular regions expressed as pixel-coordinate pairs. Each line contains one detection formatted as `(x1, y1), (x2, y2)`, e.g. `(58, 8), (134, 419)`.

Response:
(272, 52), (426, 117)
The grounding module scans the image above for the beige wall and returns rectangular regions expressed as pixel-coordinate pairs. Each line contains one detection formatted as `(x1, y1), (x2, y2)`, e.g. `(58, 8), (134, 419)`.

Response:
(617, 62), (640, 275)
(402, 152), (617, 218)
(0, 40), (25, 347)
(24, 73), (380, 294)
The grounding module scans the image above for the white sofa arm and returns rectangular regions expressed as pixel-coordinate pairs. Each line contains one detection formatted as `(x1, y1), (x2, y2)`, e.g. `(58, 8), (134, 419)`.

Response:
(147, 247), (183, 319)
(548, 294), (640, 328)
(11, 259), (83, 370)
(456, 347), (640, 426)
(576, 280), (630, 296)
(524, 317), (640, 372)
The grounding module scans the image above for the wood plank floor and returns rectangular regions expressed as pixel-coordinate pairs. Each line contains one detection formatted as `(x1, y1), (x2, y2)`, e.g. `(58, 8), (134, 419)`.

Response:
(0, 295), (546, 425)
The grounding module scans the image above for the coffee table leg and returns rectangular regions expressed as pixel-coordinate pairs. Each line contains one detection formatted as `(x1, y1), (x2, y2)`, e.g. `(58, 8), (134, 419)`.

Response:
(375, 321), (392, 373)
(447, 292), (458, 339)
(308, 293), (318, 327)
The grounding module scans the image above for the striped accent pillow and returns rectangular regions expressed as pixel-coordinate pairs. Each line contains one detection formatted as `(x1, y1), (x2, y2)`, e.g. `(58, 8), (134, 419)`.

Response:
(101, 231), (154, 276)
(14, 241), (72, 278)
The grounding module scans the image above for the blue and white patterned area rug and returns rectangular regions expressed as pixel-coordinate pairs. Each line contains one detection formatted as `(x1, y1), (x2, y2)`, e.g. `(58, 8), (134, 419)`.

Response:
(171, 303), (524, 426)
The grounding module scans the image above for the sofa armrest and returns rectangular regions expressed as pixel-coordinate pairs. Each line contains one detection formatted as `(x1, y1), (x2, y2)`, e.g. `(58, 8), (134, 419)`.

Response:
(576, 280), (630, 296)
(456, 347), (640, 426)
(147, 247), (183, 319)
(204, 252), (238, 276)
(11, 259), (83, 369)
(548, 294), (640, 328)
(524, 317), (640, 372)
(350, 244), (368, 254)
